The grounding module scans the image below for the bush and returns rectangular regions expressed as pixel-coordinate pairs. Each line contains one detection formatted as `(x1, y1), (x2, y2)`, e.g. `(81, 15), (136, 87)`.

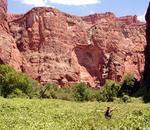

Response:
(7, 88), (28, 98)
(96, 91), (108, 102)
(40, 83), (58, 98)
(122, 95), (131, 103)
(96, 80), (121, 102)
(0, 64), (40, 98)
(73, 82), (97, 101)
(56, 87), (75, 101)
(40, 83), (74, 100)
(72, 82), (88, 101)
(119, 74), (136, 96)
(41, 82), (99, 101)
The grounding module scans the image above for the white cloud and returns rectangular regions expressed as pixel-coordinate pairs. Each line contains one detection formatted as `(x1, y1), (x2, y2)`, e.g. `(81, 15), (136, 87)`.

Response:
(18, 0), (100, 7)
(137, 15), (145, 22)
(48, 0), (100, 6)
(21, 0), (48, 7)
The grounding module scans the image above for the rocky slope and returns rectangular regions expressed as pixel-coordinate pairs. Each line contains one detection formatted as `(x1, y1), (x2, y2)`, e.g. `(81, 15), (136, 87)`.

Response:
(0, 0), (146, 86)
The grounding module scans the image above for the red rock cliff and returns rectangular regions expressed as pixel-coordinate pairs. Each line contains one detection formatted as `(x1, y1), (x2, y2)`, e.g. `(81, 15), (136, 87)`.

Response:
(0, 0), (146, 86)
(0, 0), (23, 70)
(0, 0), (8, 31)
(144, 2), (150, 81)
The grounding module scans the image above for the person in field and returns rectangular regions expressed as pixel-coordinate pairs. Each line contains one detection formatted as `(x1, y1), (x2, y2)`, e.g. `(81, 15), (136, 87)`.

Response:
(105, 107), (113, 119)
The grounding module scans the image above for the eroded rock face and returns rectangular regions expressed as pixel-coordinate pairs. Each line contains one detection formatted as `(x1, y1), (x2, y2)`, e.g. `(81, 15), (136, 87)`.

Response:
(7, 7), (146, 86)
(81, 14), (145, 85)
(0, 0), (8, 31)
(0, 0), (23, 70)
(0, 0), (146, 86)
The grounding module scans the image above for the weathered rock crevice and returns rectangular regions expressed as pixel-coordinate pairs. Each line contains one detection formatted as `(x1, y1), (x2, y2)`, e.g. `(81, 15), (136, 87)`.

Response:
(0, 0), (147, 86)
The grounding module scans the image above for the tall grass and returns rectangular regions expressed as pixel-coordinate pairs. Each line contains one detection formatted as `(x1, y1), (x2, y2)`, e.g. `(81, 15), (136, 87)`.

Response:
(0, 98), (149, 130)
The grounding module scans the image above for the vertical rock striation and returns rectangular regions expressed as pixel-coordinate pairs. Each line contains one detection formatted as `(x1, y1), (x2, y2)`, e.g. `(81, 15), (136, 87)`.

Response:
(0, 0), (23, 70)
(9, 8), (146, 86)
(0, 0), (8, 31)
(0, 0), (147, 86)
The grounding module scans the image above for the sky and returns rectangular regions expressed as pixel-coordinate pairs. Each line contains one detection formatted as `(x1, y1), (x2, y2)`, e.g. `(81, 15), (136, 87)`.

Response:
(8, 0), (150, 22)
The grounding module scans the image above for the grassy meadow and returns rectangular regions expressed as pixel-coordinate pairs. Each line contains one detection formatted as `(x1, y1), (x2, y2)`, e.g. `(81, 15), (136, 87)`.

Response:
(0, 98), (150, 130)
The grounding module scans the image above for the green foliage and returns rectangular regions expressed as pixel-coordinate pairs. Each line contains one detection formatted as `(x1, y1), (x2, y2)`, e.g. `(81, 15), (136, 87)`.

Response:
(0, 64), (16, 75)
(135, 74), (150, 102)
(55, 87), (75, 101)
(0, 64), (40, 98)
(132, 110), (143, 116)
(122, 95), (131, 103)
(133, 78), (150, 102)
(40, 83), (75, 101)
(7, 88), (28, 98)
(41, 82), (98, 102)
(69, 83), (99, 101)
(40, 83), (57, 98)
(73, 82), (92, 101)
(119, 74), (136, 96)
(43, 73), (138, 103)
(40, 81), (122, 102)
(0, 98), (150, 129)
(0, 65), (142, 102)
(97, 80), (121, 102)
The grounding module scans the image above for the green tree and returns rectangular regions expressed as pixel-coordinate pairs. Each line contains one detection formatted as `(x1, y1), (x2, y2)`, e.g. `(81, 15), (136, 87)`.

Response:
(120, 73), (136, 96)
(0, 64), (39, 98)
(73, 82), (91, 101)
(96, 80), (121, 102)
(40, 83), (58, 98)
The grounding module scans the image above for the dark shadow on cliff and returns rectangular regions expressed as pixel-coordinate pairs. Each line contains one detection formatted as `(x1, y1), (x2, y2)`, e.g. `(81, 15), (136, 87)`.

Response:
(140, 2), (150, 103)
(74, 46), (103, 86)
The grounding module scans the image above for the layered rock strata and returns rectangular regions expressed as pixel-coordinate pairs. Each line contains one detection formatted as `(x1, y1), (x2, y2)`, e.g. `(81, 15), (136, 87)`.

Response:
(0, 0), (146, 86)
(0, 0), (23, 70)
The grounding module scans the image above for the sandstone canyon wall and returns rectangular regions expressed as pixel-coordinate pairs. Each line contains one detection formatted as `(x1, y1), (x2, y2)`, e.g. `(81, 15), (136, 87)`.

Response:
(144, 2), (150, 84)
(0, 0), (146, 86)
(0, 0), (23, 70)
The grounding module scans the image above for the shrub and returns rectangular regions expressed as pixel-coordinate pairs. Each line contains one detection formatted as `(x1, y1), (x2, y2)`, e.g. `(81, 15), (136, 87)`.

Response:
(72, 82), (90, 101)
(96, 80), (121, 102)
(7, 88), (28, 98)
(69, 84), (98, 101)
(85, 88), (98, 101)
(0, 64), (40, 98)
(96, 91), (108, 102)
(40, 83), (72, 100)
(40, 83), (58, 98)
(56, 87), (75, 101)
(122, 95), (131, 103)
(0, 64), (16, 75)
(119, 74), (136, 96)
(41, 82), (99, 101)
